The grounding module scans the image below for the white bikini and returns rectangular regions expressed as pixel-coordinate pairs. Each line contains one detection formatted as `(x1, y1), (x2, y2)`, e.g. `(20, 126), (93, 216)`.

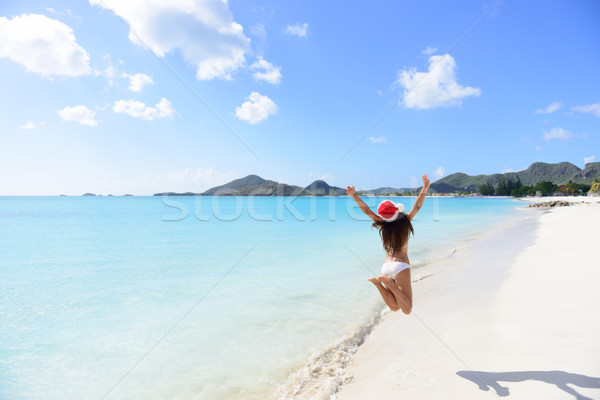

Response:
(381, 261), (410, 278)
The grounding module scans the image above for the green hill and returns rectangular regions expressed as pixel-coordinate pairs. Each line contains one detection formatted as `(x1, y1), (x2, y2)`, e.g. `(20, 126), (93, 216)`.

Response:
(430, 173), (494, 192)
(572, 162), (600, 182)
(202, 174), (270, 195)
(154, 174), (309, 196)
(366, 187), (416, 195)
(305, 180), (346, 195)
(234, 182), (308, 196)
(202, 174), (309, 196)
(431, 162), (600, 193)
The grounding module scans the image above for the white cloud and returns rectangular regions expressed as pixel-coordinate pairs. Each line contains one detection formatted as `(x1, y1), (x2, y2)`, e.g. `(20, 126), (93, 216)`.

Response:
(396, 54), (481, 109)
(98, 65), (118, 80)
(284, 23), (308, 37)
(91, 54), (121, 88)
(90, 0), (250, 81)
(534, 145), (542, 151)
(0, 14), (91, 77)
(422, 46), (438, 55)
(250, 56), (282, 84)
(501, 168), (514, 173)
(58, 105), (98, 126)
(113, 98), (175, 121)
(123, 73), (154, 92)
(45, 8), (79, 19)
(368, 136), (387, 143)
(433, 166), (446, 179)
(235, 92), (278, 124)
(19, 121), (36, 129)
(584, 155), (595, 165)
(535, 101), (561, 114)
(571, 103), (600, 117)
(543, 127), (575, 141)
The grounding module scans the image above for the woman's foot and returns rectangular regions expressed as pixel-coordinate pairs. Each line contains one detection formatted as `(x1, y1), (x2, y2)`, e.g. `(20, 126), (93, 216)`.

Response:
(368, 277), (380, 285)
(380, 276), (396, 288)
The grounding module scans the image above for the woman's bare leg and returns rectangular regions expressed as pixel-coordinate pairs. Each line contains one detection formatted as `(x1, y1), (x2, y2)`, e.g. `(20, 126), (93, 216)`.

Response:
(380, 276), (412, 314)
(368, 277), (400, 311)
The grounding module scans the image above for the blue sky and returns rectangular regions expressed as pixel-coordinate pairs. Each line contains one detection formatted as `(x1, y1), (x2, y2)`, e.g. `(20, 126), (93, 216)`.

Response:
(1, 0), (599, 195)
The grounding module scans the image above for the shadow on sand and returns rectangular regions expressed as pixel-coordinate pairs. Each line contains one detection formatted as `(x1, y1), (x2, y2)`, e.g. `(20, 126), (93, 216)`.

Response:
(456, 370), (600, 400)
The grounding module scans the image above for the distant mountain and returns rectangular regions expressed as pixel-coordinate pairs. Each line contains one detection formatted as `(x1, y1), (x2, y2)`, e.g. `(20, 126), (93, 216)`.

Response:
(431, 162), (600, 192)
(430, 172), (491, 192)
(304, 180), (346, 195)
(204, 174), (309, 196)
(155, 174), (309, 196)
(234, 182), (308, 196)
(514, 161), (583, 185)
(154, 191), (199, 196)
(572, 162), (600, 182)
(367, 187), (416, 195)
(202, 174), (269, 195)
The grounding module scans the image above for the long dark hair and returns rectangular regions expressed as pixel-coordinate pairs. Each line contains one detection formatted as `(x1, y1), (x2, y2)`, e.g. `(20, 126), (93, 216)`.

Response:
(372, 214), (414, 256)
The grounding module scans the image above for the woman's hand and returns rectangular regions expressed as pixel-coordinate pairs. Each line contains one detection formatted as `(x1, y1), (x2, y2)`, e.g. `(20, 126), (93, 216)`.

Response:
(346, 186), (356, 196)
(422, 174), (430, 189)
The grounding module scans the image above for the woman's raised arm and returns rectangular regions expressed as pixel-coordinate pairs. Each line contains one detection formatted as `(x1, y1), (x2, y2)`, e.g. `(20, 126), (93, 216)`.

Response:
(346, 186), (383, 222)
(407, 174), (430, 221)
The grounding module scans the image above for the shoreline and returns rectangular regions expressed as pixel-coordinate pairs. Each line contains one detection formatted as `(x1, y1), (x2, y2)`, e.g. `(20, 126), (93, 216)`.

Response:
(334, 197), (600, 399)
(514, 195), (600, 205)
(271, 200), (537, 399)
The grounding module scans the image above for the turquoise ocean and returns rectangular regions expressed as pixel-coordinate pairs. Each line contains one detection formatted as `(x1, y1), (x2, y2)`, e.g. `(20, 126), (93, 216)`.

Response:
(0, 196), (523, 399)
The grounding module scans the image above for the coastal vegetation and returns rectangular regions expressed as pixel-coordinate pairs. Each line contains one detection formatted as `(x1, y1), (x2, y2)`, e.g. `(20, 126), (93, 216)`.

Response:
(478, 179), (592, 197)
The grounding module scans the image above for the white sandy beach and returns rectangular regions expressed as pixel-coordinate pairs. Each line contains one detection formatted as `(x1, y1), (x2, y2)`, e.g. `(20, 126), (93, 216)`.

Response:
(336, 197), (600, 400)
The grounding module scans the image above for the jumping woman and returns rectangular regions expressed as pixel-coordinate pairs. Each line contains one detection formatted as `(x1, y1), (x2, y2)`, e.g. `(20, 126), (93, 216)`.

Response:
(346, 174), (430, 314)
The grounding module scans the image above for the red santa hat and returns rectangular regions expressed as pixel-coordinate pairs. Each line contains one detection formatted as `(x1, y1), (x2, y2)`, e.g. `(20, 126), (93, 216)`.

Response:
(377, 200), (405, 222)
